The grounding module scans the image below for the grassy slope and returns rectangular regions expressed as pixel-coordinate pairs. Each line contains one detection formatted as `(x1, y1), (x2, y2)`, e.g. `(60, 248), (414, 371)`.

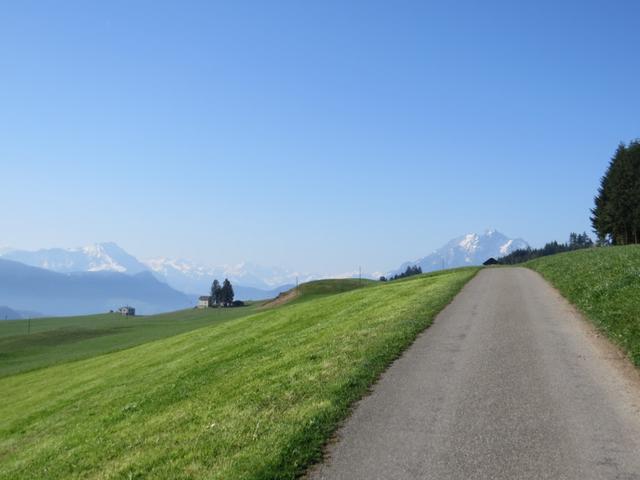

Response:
(298, 278), (375, 293)
(527, 245), (640, 365)
(287, 278), (376, 305)
(0, 268), (477, 480)
(0, 306), (259, 378)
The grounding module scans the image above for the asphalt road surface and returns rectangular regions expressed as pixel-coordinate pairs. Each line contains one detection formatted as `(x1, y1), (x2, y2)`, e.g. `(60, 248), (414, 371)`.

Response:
(309, 268), (640, 480)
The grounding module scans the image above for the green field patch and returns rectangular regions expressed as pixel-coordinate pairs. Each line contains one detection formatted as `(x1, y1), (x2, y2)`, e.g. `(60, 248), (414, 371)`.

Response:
(263, 278), (376, 308)
(0, 268), (478, 480)
(0, 326), (123, 349)
(0, 306), (260, 378)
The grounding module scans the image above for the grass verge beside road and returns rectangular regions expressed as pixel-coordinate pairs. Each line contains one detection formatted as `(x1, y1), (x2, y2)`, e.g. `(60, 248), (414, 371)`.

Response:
(527, 245), (640, 365)
(0, 268), (477, 480)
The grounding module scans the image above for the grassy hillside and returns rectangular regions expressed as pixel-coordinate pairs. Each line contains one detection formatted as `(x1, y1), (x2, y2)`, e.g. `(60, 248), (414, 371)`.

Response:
(296, 278), (375, 298)
(527, 245), (640, 365)
(0, 305), (259, 378)
(0, 268), (477, 480)
(263, 278), (376, 308)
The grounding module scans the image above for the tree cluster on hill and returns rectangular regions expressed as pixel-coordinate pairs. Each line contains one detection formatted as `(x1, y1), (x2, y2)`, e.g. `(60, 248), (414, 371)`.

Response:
(382, 265), (422, 281)
(591, 140), (640, 245)
(499, 232), (594, 265)
(210, 278), (235, 306)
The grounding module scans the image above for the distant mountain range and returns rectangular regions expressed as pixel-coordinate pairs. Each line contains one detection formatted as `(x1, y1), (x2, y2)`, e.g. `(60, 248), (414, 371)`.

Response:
(1, 230), (528, 316)
(3, 242), (149, 274)
(143, 258), (311, 293)
(390, 230), (528, 275)
(0, 258), (192, 316)
(0, 244), (305, 298)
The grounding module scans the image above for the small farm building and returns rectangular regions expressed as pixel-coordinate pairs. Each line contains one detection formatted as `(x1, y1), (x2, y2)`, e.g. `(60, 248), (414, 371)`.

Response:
(198, 296), (213, 308)
(119, 306), (136, 316)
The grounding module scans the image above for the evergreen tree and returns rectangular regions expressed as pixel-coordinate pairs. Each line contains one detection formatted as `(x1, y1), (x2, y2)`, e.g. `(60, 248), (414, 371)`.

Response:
(221, 278), (234, 306)
(591, 140), (640, 244)
(211, 279), (222, 306)
(569, 232), (593, 249)
(389, 265), (423, 281)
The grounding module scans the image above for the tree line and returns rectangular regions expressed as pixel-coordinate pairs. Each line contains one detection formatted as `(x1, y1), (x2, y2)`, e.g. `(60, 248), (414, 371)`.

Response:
(210, 278), (238, 307)
(380, 265), (423, 282)
(591, 140), (640, 245)
(499, 232), (593, 264)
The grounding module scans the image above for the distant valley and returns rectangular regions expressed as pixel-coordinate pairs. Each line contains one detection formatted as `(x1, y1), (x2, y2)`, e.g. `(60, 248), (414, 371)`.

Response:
(0, 229), (528, 317)
(0, 244), (306, 316)
(2, 243), (302, 294)
(0, 258), (192, 316)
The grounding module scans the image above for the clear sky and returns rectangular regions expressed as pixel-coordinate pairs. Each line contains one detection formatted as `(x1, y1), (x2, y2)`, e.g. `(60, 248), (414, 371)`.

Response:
(1, 0), (639, 274)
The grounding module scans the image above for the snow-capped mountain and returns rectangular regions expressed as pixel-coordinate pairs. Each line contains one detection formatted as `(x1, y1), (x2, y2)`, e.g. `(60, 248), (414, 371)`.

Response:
(144, 257), (316, 294)
(1, 242), (149, 274)
(390, 229), (529, 275)
(0, 243), (312, 298)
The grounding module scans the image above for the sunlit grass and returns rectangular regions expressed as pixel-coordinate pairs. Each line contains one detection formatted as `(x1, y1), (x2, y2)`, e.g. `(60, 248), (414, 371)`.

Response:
(527, 245), (640, 365)
(0, 269), (477, 480)
(0, 305), (260, 378)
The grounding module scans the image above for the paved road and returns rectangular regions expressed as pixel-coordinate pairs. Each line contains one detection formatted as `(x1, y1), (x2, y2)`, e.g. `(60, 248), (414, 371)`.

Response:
(309, 268), (640, 480)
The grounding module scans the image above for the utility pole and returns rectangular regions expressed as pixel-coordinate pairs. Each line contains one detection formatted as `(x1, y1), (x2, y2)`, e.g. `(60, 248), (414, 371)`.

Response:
(296, 276), (299, 294)
(27, 317), (31, 335)
(359, 266), (362, 285)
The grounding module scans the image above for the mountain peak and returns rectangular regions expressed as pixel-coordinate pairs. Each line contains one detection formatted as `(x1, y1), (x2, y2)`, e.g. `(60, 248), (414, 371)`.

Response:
(458, 233), (480, 252)
(0, 243), (148, 275)
(390, 230), (529, 275)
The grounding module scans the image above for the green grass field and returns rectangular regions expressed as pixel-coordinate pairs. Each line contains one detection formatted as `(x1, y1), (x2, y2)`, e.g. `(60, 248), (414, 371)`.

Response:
(0, 269), (477, 480)
(283, 278), (377, 305)
(0, 305), (259, 378)
(527, 245), (640, 365)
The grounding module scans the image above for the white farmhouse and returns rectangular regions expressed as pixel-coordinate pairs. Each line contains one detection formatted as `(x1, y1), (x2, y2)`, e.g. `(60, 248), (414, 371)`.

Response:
(119, 306), (135, 316)
(198, 296), (213, 308)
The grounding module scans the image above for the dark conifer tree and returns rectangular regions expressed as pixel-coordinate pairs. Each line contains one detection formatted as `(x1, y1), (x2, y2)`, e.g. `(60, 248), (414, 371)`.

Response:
(389, 265), (423, 281)
(591, 140), (640, 244)
(211, 279), (222, 305)
(221, 278), (234, 306)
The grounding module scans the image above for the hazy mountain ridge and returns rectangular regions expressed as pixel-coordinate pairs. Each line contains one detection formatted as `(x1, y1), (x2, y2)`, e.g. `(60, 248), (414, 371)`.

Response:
(0, 244), (305, 298)
(2, 242), (148, 274)
(0, 306), (22, 320)
(390, 230), (529, 275)
(1, 232), (528, 314)
(0, 259), (192, 316)
(143, 257), (313, 293)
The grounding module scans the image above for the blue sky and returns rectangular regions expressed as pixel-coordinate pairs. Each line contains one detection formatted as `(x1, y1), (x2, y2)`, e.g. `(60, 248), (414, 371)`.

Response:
(1, 1), (639, 273)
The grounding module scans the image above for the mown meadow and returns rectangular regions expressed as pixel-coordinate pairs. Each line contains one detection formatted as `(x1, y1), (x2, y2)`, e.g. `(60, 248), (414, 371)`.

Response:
(0, 305), (259, 378)
(0, 269), (477, 480)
